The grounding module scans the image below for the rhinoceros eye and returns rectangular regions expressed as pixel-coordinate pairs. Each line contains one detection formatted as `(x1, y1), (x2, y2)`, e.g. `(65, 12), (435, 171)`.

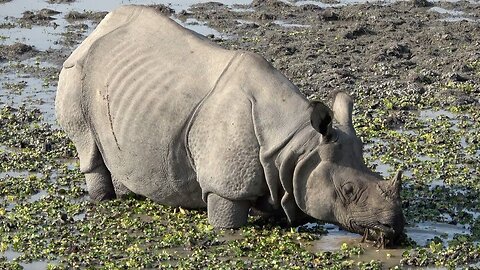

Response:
(342, 182), (355, 201)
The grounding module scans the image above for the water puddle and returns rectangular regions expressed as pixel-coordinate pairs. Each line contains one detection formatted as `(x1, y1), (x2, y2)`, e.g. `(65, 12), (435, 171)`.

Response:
(429, 6), (475, 22)
(2, 248), (51, 270)
(428, 179), (445, 189)
(397, 128), (416, 135)
(286, 0), (400, 8)
(304, 221), (472, 268)
(73, 212), (86, 221)
(406, 221), (469, 246)
(0, 170), (44, 179)
(273, 20), (310, 28)
(308, 223), (362, 251)
(0, 71), (57, 124)
(417, 154), (434, 162)
(371, 160), (392, 178)
(0, 0), (247, 18)
(460, 137), (468, 148)
(419, 109), (456, 121)
(288, 0), (477, 10)
(464, 210), (480, 220)
(288, 0), (339, 8)
(3, 249), (21, 261)
(429, 7), (465, 16)
(28, 189), (47, 203)
(306, 224), (406, 268)
(0, 23), (64, 51)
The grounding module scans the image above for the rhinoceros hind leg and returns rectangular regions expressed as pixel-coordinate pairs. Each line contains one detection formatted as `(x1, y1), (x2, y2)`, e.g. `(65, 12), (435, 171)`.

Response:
(207, 193), (250, 228)
(112, 176), (132, 198)
(84, 163), (115, 201)
(56, 66), (116, 201)
(69, 134), (116, 201)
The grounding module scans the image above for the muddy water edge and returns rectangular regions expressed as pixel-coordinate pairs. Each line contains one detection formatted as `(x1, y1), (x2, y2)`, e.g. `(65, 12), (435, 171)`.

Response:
(1, 0), (480, 269)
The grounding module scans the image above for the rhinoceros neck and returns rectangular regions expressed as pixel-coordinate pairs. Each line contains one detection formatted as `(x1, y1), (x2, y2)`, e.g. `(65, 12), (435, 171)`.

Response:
(265, 121), (320, 223)
(234, 52), (314, 154)
(246, 77), (320, 223)
(230, 52), (322, 222)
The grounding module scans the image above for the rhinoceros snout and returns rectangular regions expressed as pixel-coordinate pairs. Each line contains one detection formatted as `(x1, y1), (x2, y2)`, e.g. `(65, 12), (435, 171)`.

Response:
(363, 211), (405, 245)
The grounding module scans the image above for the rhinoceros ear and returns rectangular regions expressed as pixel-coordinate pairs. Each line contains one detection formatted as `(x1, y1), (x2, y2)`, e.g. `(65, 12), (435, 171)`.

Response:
(332, 91), (354, 130)
(310, 101), (334, 141)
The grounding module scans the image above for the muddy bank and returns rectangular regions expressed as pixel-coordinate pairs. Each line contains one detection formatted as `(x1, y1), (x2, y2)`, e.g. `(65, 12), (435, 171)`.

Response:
(0, 0), (479, 269)
(187, 0), (479, 106)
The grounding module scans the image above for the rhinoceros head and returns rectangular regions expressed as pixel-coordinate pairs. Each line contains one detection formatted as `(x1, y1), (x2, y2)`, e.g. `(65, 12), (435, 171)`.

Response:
(294, 92), (405, 242)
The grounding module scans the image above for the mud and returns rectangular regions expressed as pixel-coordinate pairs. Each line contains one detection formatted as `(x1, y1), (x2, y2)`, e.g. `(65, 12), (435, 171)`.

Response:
(187, 0), (479, 108)
(0, 43), (36, 61)
(64, 10), (108, 22)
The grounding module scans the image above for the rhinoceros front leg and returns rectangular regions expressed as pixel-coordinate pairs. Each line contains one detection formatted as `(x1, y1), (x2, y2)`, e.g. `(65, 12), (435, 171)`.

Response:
(207, 193), (250, 228)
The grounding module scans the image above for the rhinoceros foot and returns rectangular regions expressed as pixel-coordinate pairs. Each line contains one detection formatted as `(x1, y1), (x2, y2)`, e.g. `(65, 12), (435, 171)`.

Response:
(207, 193), (250, 228)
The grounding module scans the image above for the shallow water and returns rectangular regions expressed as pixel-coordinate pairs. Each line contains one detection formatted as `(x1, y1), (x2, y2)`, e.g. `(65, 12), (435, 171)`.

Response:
(273, 19), (310, 28)
(3, 249), (51, 269)
(0, 0), (250, 44)
(406, 221), (470, 246)
(303, 221), (474, 268)
(429, 6), (477, 21)
(172, 17), (226, 38)
(0, 170), (44, 179)
(0, 61), (57, 123)
(419, 109), (457, 121)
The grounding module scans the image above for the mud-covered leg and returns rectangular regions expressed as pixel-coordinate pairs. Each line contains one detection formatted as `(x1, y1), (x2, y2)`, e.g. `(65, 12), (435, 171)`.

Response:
(207, 193), (250, 228)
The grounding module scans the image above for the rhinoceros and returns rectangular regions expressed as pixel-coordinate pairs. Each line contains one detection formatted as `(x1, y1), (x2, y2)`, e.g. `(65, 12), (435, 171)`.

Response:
(56, 5), (405, 241)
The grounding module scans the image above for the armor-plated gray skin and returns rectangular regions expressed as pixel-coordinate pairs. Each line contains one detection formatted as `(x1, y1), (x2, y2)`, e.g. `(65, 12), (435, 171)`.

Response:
(56, 5), (405, 240)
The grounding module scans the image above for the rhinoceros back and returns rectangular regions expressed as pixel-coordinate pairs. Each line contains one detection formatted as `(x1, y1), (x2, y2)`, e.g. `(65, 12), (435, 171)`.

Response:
(67, 6), (236, 206)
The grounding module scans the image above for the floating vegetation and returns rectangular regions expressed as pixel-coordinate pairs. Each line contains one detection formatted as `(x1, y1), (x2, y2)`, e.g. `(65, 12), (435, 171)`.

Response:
(0, 85), (479, 269)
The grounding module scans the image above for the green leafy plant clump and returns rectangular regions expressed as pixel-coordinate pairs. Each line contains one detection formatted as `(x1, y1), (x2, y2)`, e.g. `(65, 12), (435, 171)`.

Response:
(1, 90), (479, 269)
(0, 70), (479, 269)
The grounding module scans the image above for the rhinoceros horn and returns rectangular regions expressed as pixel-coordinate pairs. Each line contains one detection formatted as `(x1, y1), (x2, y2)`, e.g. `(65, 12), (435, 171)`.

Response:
(381, 170), (402, 200)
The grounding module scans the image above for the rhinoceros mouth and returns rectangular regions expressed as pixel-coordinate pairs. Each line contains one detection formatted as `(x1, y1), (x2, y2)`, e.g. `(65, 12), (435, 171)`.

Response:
(351, 221), (396, 248)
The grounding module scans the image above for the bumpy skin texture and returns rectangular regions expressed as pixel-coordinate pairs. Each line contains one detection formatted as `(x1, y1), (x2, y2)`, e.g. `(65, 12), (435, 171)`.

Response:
(56, 5), (404, 236)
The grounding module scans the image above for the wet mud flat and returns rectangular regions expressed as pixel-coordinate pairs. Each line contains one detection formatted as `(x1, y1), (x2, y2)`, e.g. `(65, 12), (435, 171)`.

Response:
(0, 0), (479, 269)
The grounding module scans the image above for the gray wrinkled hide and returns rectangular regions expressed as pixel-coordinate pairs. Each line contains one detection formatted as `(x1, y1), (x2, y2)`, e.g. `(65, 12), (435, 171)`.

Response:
(56, 5), (404, 233)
